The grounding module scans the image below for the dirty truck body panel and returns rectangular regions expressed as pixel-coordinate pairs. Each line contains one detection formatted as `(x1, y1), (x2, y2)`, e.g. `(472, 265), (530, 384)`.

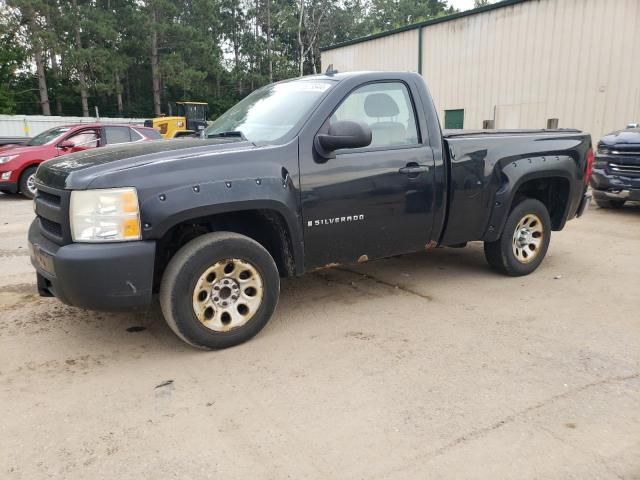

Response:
(28, 71), (591, 312)
(441, 130), (591, 246)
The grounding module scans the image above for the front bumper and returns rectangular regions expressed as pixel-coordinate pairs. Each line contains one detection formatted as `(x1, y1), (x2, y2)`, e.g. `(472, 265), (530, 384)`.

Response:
(0, 180), (18, 193)
(590, 167), (640, 201)
(28, 219), (156, 311)
(592, 188), (640, 202)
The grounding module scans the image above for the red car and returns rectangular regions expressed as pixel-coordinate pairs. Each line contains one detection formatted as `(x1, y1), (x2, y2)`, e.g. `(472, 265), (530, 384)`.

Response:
(0, 123), (163, 198)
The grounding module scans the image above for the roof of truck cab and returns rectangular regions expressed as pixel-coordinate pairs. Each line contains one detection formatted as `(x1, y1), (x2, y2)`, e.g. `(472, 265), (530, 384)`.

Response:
(294, 71), (419, 82)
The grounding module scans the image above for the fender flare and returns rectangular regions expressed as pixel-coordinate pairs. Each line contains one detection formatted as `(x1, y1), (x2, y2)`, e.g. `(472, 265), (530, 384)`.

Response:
(140, 176), (304, 274)
(483, 155), (576, 242)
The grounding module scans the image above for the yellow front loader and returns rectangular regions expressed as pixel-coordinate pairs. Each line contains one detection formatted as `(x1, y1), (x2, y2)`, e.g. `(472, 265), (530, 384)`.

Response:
(145, 102), (209, 139)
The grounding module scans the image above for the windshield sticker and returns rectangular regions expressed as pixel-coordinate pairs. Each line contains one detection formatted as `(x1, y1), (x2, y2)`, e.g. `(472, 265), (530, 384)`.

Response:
(278, 82), (332, 93)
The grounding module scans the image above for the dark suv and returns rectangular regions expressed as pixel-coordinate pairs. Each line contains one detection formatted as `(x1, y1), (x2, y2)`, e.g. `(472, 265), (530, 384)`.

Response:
(591, 126), (640, 208)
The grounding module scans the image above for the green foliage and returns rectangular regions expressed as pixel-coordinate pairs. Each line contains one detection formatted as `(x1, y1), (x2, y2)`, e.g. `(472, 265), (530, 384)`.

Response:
(0, 0), (458, 118)
(0, 15), (27, 113)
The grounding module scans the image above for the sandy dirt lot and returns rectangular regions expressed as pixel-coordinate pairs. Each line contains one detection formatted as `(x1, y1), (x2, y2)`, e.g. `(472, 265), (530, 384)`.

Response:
(1, 192), (639, 479)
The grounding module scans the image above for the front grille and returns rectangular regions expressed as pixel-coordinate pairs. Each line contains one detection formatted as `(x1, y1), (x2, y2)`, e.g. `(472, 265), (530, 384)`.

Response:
(36, 189), (61, 207)
(609, 163), (640, 176)
(610, 149), (640, 156)
(603, 145), (640, 177)
(39, 216), (63, 237)
(34, 184), (72, 245)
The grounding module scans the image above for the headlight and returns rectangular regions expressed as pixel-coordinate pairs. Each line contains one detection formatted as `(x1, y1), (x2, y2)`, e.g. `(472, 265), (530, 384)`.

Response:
(0, 155), (18, 164)
(70, 187), (141, 242)
(597, 147), (611, 156)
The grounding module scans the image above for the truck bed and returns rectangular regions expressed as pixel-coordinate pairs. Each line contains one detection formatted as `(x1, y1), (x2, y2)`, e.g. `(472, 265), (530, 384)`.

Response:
(439, 129), (591, 246)
(442, 128), (582, 138)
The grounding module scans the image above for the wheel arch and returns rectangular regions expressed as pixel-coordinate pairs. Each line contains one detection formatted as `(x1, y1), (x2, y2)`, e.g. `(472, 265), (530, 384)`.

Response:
(485, 168), (574, 242)
(152, 203), (302, 292)
(18, 161), (42, 193)
(509, 173), (572, 228)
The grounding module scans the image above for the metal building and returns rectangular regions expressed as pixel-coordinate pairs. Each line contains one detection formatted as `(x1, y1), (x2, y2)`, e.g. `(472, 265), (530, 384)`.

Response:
(321, 0), (640, 142)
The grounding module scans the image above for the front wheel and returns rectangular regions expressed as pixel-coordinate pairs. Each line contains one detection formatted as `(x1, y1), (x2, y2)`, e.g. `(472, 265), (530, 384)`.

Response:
(160, 232), (280, 349)
(484, 198), (551, 276)
(19, 167), (38, 199)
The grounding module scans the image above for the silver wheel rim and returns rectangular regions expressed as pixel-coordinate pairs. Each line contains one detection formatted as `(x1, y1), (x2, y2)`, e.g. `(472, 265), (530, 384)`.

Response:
(512, 213), (544, 264)
(192, 258), (264, 332)
(26, 174), (37, 195)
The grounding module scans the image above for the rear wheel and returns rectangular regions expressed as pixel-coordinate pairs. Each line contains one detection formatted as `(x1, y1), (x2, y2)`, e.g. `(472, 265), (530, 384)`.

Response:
(484, 198), (551, 276)
(19, 167), (38, 199)
(160, 232), (280, 349)
(593, 196), (625, 209)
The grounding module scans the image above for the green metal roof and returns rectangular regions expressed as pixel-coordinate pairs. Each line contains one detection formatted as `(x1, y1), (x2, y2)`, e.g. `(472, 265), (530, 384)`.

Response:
(320, 0), (531, 52)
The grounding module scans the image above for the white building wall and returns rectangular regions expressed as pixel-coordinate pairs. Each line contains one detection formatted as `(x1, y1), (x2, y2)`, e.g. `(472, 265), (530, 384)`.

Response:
(322, 0), (640, 142)
(0, 115), (147, 138)
(322, 29), (419, 73)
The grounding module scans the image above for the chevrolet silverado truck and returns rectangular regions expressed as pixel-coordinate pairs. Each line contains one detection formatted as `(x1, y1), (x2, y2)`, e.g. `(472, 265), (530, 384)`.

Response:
(591, 126), (640, 208)
(29, 71), (593, 349)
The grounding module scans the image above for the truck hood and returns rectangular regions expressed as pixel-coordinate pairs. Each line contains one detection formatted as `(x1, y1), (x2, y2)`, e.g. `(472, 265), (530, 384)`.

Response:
(599, 128), (640, 147)
(35, 138), (257, 189)
(0, 144), (46, 156)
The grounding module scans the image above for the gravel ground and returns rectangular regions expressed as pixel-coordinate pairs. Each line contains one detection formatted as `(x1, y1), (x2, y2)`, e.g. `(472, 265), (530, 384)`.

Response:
(1, 193), (639, 479)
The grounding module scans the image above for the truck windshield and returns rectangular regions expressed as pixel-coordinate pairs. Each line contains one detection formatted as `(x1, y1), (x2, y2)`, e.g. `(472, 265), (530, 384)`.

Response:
(204, 79), (334, 143)
(25, 127), (71, 146)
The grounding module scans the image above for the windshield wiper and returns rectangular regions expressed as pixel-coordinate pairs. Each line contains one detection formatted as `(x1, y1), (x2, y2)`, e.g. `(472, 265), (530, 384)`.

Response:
(206, 130), (248, 141)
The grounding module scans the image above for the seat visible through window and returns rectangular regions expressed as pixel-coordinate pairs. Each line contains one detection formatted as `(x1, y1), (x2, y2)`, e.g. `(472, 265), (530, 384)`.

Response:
(330, 82), (419, 149)
(364, 93), (407, 147)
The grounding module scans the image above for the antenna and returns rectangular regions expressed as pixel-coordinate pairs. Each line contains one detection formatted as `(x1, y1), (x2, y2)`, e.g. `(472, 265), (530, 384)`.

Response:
(325, 64), (338, 76)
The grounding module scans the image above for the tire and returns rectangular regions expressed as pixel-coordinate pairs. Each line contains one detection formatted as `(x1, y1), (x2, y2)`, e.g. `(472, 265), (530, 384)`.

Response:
(160, 232), (280, 349)
(484, 198), (551, 277)
(593, 196), (625, 209)
(19, 166), (38, 199)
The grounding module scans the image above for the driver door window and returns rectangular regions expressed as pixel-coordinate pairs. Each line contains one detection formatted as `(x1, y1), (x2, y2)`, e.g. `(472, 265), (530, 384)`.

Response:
(332, 82), (419, 149)
(66, 129), (100, 152)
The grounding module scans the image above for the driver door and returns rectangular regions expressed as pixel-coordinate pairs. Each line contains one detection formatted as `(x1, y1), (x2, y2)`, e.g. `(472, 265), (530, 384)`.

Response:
(300, 81), (436, 269)
(57, 129), (100, 155)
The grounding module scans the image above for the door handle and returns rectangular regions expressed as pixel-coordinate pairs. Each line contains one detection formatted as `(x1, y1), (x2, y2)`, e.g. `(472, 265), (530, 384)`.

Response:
(398, 165), (429, 176)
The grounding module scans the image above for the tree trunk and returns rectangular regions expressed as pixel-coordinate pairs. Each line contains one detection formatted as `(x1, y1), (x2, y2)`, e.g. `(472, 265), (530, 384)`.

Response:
(251, 0), (258, 91)
(267, 0), (272, 82)
(45, 10), (62, 115)
(233, 6), (242, 94)
(50, 52), (63, 115)
(115, 72), (123, 114)
(298, 0), (305, 77)
(24, 7), (50, 116)
(77, 62), (89, 117)
(125, 70), (131, 111)
(150, 8), (162, 116)
(72, 0), (89, 117)
(34, 48), (51, 116)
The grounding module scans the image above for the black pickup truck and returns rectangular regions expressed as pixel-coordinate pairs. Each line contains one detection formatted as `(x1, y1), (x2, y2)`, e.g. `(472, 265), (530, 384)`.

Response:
(29, 71), (592, 349)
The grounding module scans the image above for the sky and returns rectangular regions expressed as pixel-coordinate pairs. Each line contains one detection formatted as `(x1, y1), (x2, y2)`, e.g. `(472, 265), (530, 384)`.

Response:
(448, 0), (476, 11)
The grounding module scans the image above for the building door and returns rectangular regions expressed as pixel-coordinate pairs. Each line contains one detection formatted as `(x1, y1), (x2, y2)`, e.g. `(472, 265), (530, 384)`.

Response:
(300, 81), (435, 269)
(445, 109), (464, 129)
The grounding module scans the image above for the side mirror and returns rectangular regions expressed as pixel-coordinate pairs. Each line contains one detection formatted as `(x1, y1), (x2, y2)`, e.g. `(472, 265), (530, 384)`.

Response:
(314, 121), (372, 160)
(58, 140), (75, 149)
